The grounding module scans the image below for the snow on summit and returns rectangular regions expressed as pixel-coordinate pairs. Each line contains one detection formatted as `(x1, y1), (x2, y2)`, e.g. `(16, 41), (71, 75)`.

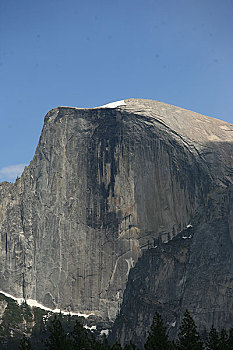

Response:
(96, 100), (126, 108)
(59, 100), (126, 110)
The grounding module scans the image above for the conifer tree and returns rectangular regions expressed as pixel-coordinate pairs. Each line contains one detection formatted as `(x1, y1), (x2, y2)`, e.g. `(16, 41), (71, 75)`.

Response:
(100, 334), (111, 350)
(218, 328), (228, 350)
(227, 328), (233, 349)
(19, 334), (33, 350)
(144, 312), (173, 350)
(206, 325), (220, 350)
(93, 338), (110, 350)
(70, 319), (92, 349)
(176, 310), (203, 350)
(44, 315), (69, 350)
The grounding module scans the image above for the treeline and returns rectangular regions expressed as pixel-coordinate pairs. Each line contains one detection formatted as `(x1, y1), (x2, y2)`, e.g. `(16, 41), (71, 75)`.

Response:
(18, 310), (233, 350)
(144, 310), (233, 350)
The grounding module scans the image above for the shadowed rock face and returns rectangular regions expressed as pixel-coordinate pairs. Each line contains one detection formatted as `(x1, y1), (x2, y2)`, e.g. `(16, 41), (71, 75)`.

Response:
(110, 191), (233, 348)
(0, 99), (232, 328)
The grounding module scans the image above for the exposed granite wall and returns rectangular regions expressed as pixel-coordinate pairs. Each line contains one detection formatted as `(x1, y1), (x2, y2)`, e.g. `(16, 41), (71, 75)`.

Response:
(0, 99), (232, 327)
(110, 184), (233, 348)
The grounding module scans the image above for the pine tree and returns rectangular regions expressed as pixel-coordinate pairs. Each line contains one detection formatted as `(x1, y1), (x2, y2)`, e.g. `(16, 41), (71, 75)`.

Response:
(144, 312), (173, 350)
(70, 319), (92, 349)
(176, 310), (203, 350)
(101, 333), (113, 350)
(227, 328), (233, 350)
(19, 334), (33, 350)
(206, 325), (220, 350)
(93, 338), (110, 350)
(219, 328), (228, 350)
(111, 343), (123, 350)
(44, 315), (69, 350)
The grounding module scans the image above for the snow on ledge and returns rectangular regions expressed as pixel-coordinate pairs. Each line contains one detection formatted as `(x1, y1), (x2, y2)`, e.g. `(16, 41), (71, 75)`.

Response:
(0, 290), (94, 318)
(84, 325), (97, 331)
(186, 224), (192, 229)
(101, 329), (109, 336)
(0, 290), (24, 305)
(96, 100), (126, 109)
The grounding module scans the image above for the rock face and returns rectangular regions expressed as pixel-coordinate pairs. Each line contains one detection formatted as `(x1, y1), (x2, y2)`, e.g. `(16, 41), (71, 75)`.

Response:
(110, 206), (233, 348)
(0, 99), (232, 335)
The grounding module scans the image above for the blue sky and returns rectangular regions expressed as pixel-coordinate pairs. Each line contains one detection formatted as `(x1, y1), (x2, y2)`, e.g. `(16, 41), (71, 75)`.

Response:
(1, 0), (233, 182)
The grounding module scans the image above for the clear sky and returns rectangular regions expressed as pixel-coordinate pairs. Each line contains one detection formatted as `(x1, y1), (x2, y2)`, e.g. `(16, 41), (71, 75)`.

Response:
(1, 0), (233, 182)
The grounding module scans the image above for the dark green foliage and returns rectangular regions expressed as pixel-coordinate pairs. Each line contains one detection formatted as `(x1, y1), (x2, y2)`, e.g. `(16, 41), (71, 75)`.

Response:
(0, 298), (23, 338)
(44, 315), (68, 350)
(176, 310), (203, 350)
(227, 328), (233, 349)
(32, 307), (49, 335)
(100, 334), (111, 350)
(2, 298), (23, 325)
(19, 334), (33, 350)
(92, 338), (110, 350)
(206, 326), (220, 350)
(70, 319), (92, 349)
(218, 328), (228, 350)
(0, 293), (49, 342)
(144, 312), (173, 350)
(5, 295), (233, 350)
(20, 302), (33, 323)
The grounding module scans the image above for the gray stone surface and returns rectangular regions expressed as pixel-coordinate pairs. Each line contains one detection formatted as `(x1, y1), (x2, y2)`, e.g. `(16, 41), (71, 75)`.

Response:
(0, 300), (7, 324)
(110, 201), (233, 348)
(0, 99), (232, 328)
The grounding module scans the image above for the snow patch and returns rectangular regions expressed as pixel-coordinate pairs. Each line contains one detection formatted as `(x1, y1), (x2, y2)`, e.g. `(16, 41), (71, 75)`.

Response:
(182, 235), (192, 240)
(125, 257), (134, 276)
(186, 224), (192, 228)
(0, 290), (94, 318)
(0, 290), (24, 305)
(84, 325), (97, 331)
(101, 329), (109, 336)
(96, 100), (126, 109)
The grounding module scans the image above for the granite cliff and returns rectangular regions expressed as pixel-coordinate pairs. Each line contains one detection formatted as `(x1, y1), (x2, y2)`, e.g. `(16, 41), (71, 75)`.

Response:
(0, 99), (232, 344)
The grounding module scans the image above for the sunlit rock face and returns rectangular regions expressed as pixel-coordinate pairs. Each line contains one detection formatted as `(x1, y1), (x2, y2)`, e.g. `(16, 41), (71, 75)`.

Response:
(0, 99), (232, 330)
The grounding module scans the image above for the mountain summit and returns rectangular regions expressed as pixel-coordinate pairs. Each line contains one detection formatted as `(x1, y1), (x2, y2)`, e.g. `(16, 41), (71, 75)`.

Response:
(0, 99), (232, 346)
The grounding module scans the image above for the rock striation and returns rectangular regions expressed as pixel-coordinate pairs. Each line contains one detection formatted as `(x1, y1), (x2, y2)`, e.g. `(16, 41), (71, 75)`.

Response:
(0, 99), (233, 337)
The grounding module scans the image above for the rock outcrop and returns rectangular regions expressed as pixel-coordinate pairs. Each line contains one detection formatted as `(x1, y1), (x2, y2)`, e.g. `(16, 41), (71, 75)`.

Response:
(0, 99), (232, 336)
